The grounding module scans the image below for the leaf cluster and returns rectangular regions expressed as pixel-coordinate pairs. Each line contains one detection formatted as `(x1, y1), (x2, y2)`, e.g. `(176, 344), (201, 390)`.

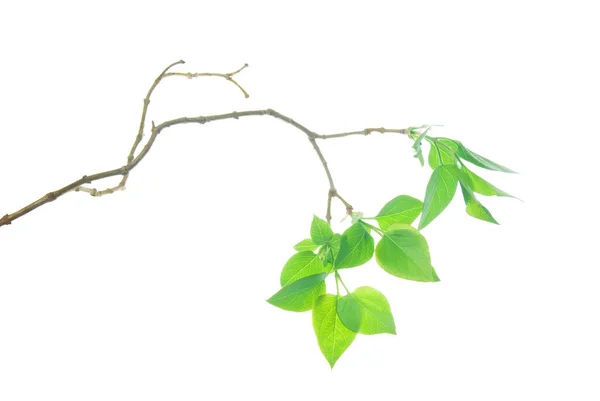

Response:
(268, 131), (516, 367)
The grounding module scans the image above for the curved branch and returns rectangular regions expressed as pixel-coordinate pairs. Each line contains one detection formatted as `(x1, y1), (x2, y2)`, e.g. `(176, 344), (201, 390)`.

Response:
(163, 63), (250, 98)
(0, 62), (411, 228)
(75, 60), (250, 196)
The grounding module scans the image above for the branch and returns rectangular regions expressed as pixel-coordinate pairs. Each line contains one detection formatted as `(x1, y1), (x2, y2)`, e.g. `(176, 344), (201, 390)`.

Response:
(74, 60), (250, 196)
(0, 61), (411, 228)
(163, 63), (250, 98)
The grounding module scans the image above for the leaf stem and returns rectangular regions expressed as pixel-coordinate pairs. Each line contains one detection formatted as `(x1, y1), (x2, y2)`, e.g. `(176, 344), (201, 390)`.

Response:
(358, 220), (385, 237)
(335, 271), (351, 295)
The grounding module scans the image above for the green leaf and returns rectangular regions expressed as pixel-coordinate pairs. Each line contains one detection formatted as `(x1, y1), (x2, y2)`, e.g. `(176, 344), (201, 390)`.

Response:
(460, 183), (499, 224)
(353, 286), (396, 335)
(330, 233), (342, 257)
(416, 151), (424, 167)
(293, 238), (319, 252)
(320, 233), (342, 267)
(459, 166), (516, 198)
(427, 138), (458, 169)
(411, 126), (432, 167)
(454, 140), (516, 173)
(419, 165), (459, 230)
(280, 251), (326, 286)
(375, 223), (439, 282)
(313, 294), (357, 368)
(267, 273), (327, 312)
(337, 294), (363, 332)
(310, 215), (333, 245)
(372, 195), (423, 230)
(334, 223), (374, 270)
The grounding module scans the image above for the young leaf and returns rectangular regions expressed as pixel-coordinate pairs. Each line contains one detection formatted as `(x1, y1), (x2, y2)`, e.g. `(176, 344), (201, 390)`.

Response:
(310, 215), (333, 245)
(427, 138), (458, 169)
(460, 183), (499, 224)
(320, 233), (342, 267)
(334, 223), (374, 270)
(280, 251), (326, 286)
(337, 294), (363, 332)
(419, 165), (459, 230)
(371, 195), (423, 230)
(416, 151), (424, 167)
(267, 273), (327, 312)
(293, 238), (319, 252)
(375, 223), (439, 282)
(454, 141), (516, 173)
(313, 294), (357, 368)
(459, 166), (516, 198)
(411, 125), (433, 167)
(353, 286), (396, 335)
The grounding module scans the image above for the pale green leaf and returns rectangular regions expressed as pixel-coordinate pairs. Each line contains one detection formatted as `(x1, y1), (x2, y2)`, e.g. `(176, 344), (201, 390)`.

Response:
(375, 223), (439, 282)
(293, 238), (319, 252)
(353, 286), (396, 335)
(334, 223), (374, 270)
(460, 183), (499, 224)
(330, 233), (342, 257)
(458, 166), (516, 198)
(350, 212), (364, 224)
(280, 251), (326, 286)
(372, 195), (423, 230)
(337, 294), (363, 332)
(311, 215), (333, 245)
(419, 165), (459, 230)
(313, 294), (357, 368)
(454, 140), (516, 173)
(411, 126), (432, 167)
(267, 273), (326, 312)
(320, 233), (342, 267)
(427, 138), (458, 169)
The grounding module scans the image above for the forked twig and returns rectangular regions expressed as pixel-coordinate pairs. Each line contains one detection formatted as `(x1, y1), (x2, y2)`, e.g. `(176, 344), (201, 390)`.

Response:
(0, 60), (411, 228)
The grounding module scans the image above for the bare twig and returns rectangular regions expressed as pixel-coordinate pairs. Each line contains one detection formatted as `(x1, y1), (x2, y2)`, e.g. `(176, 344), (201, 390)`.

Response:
(74, 61), (250, 196)
(0, 61), (411, 228)
(316, 127), (408, 140)
(163, 63), (250, 98)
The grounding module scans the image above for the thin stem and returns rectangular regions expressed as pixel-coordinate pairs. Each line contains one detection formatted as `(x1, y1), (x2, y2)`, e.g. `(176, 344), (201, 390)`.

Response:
(74, 61), (250, 196)
(359, 220), (385, 236)
(335, 271), (351, 295)
(316, 128), (408, 140)
(164, 63), (250, 98)
(0, 61), (415, 228)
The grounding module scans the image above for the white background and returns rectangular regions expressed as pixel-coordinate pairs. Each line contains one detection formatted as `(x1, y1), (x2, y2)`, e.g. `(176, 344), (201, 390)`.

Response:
(0, 1), (598, 400)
